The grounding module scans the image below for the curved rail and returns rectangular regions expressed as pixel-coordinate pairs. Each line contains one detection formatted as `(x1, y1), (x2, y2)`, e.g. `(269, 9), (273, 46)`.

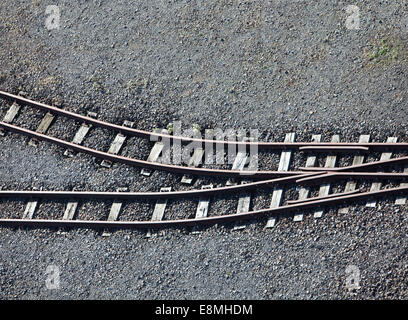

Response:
(0, 122), (313, 179)
(2, 90), (408, 150)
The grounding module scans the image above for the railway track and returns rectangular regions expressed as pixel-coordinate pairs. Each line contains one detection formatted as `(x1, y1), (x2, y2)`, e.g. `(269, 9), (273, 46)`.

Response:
(1, 90), (408, 233)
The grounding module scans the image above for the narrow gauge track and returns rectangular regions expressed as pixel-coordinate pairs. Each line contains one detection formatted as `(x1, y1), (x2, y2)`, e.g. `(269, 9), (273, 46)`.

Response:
(1, 186), (408, 229)
(1, 90), (408, 231)
(1, 90), (408, 151)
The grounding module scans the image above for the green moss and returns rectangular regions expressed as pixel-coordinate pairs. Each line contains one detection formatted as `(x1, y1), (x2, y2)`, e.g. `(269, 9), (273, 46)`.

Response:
(367, 37), (407, 65)
(92, 82), (102, 90)
(166, 123), (174, 135)
(125, 79), (148, 92)
(193, 123), (201, 132)
(39, 76), (57, 87)
(89, 75), (105, 92)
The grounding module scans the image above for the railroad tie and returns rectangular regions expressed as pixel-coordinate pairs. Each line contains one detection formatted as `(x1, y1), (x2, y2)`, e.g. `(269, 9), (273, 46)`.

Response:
(226, 136), (250, 186)
(146, 187), (171, 238)
(0, 102), (20, 136)
(191, 184), (213, 234)
(57, 192), (81, 235)
(226, 152), (247, 185)
(22, 187), (41, 219)
(63, 201), (78, 220)
(181, 127), (205, 184)
(338, 134), (371, 214)
(233, 181), (251, 231)
(64, 112), (97, 157)
(101, 120), (135, 168)
(28, 112), (55, 146)
(265, 132), (296, 228)
(395, 165), (408, 205)
(314, 135), (340, 219)
(141, 129), (169, 176)
(102, 187), (129, 237)
(366, 137), (398, 207)
(180, 147), (204, 184)
(23, 200), (38, 219)
(293, 134), (321, 222)
(233, 138), (257, 231)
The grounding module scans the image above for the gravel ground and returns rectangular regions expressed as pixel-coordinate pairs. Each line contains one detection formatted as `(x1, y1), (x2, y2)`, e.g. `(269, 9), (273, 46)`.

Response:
(0, 0), (407, 299)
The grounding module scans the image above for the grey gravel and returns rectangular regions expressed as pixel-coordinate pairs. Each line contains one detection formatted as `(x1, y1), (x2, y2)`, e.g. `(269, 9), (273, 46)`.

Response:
(0, 0), (407, 299)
